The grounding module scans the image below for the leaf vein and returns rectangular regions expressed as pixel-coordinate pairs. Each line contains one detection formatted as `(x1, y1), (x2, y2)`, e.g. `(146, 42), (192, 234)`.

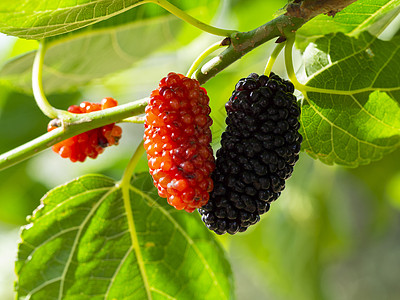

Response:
(370, 44), (400, 87)
(129, 185), (228, 300)
(304, 94), (395, 150)
(104, 246), (134, 299)
(35, 186), (111, 223)
(57, 185), (118, 300)
(349, 94), (400, 131)
(27, 277), (62, 298)
(150, 287), (177, 300)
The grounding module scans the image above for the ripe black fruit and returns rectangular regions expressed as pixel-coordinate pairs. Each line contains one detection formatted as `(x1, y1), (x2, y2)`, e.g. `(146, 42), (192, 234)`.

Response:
(199, 73), (302, 235)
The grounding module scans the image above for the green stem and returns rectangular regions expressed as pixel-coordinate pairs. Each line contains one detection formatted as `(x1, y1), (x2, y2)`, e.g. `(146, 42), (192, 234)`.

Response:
(284, 34), (307, 94)
(32, 41), (67, 119)
(151, 0), (236, 36)
(118, 140), (152, 298)
(0, 98), (149, 171)
(186, 40), (227, 78)
(264, 41), (285, 76)
(120, 140), (145, 187)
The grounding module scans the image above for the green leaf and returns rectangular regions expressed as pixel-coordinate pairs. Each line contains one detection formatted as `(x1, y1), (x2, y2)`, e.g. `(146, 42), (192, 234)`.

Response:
(0, 1), (218, 94)
(296, 0), (400, 50)
(300, 32), (400, 166)
(0, 0), (149, 40)
(15, 173), (233, 299)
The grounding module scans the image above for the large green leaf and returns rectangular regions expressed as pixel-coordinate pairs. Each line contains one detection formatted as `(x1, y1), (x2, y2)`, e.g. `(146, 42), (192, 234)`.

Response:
(300, 31), (400, 166)
(15, 173), (233, 299)
(296, 0), (400, 50)
(0, 0), (153, 40)
(0, 1), (218, 94)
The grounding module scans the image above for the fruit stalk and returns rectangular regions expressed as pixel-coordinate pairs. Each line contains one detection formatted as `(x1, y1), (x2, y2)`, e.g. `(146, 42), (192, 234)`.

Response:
(186, 40), (228, 78)
(119, 140), (152, 299)
(284, 35), (306, 94)
(151, 0), (237, 37)
(32, 42), (66, 119)
(264, 41), (285, 76)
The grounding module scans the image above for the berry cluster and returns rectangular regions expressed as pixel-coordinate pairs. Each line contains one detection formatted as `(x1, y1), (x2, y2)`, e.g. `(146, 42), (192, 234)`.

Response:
(199, 73), (302, 234)
(47, 97), (122, 162)
(144, 72), (215, 213)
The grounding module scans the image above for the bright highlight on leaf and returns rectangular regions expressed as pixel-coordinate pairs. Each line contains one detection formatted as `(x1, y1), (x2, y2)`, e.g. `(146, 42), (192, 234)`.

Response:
(16, 174), (233, 299)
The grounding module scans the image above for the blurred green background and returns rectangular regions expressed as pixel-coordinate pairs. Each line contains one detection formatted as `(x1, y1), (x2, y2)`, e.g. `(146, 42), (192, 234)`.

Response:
(1, 0), (400, 299)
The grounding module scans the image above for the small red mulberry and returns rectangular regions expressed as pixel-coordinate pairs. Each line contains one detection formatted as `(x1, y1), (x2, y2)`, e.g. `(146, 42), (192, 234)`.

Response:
(47, 97), (122, 162)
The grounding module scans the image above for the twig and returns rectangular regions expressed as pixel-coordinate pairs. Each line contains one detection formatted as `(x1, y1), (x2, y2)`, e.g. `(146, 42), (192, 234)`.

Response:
(194, 14), (306, 84)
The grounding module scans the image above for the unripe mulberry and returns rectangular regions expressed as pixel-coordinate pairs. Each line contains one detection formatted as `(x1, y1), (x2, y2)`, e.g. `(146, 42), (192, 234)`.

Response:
(47, 97), (122, 162)
(199, 73), (302, 234)
(144, 72), (215, 213)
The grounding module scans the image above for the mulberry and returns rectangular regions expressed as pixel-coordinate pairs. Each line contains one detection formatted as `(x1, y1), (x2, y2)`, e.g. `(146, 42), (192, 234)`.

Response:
(144, 72), (215, 213)
(199, 73), (302, 234)
(47, 97), (122, 162)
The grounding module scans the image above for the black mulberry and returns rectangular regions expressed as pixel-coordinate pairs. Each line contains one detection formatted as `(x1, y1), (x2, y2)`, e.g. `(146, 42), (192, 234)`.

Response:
(199, 73), (302, 234)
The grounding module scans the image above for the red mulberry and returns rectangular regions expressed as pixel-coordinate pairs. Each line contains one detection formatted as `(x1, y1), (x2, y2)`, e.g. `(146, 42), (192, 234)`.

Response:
(47, 97), (122, 162)
(144, 72), (215, 213)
